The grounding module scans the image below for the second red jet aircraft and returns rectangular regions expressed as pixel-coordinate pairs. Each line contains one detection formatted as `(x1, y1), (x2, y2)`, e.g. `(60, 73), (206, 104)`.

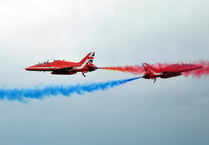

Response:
(142, 63), (203, 82)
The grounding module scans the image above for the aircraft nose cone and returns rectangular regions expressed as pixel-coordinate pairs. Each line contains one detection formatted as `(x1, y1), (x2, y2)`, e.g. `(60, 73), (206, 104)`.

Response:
(25, 66), (33, 71)
(25, 67), (30, 71)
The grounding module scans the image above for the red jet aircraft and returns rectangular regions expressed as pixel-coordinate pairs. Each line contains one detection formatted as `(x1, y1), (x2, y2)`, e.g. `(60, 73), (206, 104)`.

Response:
(25, 52), (97, 77)
(142, 63), (202, 82)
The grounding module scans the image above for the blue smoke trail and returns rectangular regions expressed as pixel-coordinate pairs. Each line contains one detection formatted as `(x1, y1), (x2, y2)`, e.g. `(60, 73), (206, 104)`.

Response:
(0, 77), (141, 102)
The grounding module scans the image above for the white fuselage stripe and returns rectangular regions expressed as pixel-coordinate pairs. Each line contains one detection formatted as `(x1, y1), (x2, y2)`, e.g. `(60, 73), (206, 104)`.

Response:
(74, 58), (92, 69)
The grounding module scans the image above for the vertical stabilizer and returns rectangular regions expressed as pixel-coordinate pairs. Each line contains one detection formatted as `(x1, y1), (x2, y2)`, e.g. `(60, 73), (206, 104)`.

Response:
(79, 52), (95, 65)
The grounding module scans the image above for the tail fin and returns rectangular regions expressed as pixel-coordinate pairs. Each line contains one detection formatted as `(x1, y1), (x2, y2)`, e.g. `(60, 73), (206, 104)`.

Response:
(79, 52), (95, 65)
(142, 63), (158, 73)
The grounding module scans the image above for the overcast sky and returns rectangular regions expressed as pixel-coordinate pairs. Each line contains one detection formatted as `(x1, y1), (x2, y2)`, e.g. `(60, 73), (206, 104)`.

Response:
(0, 0), (209, 145)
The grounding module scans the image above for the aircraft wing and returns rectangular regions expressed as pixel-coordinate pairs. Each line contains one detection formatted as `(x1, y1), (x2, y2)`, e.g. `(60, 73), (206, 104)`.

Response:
(160, 64), (202, 73)
(178, 66), (202, 73)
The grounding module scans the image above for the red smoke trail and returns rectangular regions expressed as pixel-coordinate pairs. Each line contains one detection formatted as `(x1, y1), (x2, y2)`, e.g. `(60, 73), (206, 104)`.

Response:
(99, 61), (209, 78)
(98, 65), (144, 75)
(183, 61), (209, 78)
